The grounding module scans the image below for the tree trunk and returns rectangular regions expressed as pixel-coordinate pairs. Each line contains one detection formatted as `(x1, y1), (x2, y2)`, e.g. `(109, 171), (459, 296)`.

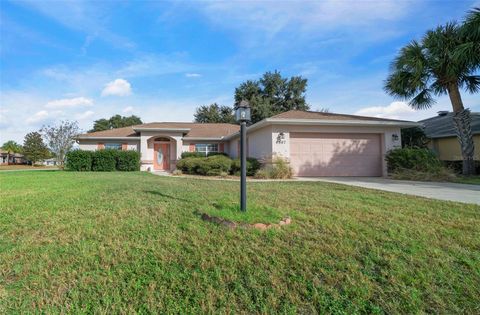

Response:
(447, 83), (476, 175)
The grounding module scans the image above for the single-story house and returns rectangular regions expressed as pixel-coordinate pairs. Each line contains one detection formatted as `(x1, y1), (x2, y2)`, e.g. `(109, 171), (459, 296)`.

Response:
(42, 158), (58, 166)
(76, 110), (418, 177)
(420, 111), (480, 161)
(0, 150), (26, 165)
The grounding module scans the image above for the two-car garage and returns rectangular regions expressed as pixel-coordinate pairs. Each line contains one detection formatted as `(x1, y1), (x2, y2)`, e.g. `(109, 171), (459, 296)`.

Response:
(289, 132), (383, 177)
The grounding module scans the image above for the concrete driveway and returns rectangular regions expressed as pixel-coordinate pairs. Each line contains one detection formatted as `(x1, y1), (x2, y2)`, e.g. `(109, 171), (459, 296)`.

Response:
(297, 177), (480, 205)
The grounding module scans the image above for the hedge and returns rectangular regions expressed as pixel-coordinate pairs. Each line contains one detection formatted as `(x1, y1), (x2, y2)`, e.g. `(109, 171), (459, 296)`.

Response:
(385, 148), (442, 173)
(116, 150), (141, 171)
(176, 155), (260, 176)
(180, 151), (229, 159)
(65, 150), (93, 171)
(230, 158), (261, 176)
(65, 149), (140, 172)
(92, 149), (117, 171)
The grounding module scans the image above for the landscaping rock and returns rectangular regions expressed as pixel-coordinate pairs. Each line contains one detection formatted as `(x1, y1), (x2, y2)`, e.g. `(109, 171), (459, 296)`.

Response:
(284, 217), (292, 224)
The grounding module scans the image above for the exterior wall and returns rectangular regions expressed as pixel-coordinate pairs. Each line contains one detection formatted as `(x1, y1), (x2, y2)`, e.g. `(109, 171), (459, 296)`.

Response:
(78, 140), (140, 151)
(247, 125), (273, 160)
(427, 135), (480, 161)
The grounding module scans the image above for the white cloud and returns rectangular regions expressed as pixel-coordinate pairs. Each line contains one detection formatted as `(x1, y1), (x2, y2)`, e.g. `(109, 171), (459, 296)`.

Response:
(355, 101), (414, 118)
(46, 96), (93, 109)
(122, 106), (134, 113)
(186, 73), (201, 78)
(76, 110), (95, 120)
(26, 110), (49, 124)
(101, 79), (132, 97)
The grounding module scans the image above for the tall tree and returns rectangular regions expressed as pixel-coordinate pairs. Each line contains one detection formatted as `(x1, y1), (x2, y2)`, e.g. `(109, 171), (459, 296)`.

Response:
(194, 103), (235, 123)
(41, 120), (80, 165)
(234, 70), (309, 124)
(1, 140), (22, 153)
(22, 132), (49, 165)
(384, 9), (480, 175)
(90, 115), (142, 132)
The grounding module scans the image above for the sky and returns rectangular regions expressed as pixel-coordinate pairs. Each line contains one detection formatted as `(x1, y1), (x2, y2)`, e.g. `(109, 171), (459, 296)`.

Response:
(1, 0), (479, 143)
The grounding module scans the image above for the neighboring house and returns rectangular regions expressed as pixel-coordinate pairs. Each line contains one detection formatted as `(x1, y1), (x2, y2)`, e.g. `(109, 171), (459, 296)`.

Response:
(42, 158), (58, 166)
(76, 110), (417, 176)
(0, 150), (26, 165)
(420, 111), (480, 161)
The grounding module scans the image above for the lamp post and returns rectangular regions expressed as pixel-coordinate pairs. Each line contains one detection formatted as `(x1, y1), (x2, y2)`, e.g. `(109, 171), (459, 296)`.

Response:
(235, 100), (251, 212)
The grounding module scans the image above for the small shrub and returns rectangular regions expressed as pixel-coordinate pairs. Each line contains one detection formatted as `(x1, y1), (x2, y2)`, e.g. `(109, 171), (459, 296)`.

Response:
(231, 157), (261, 176)
(181, 152), (205, 159)
(207, 152), (229, 157)
(172, 169), (183, 176)
(116, 150), (140, 171)
(219, 171), (228, 178)
(197, 155), (232, 175)
(386, 148), (442, 173)
(177, 155), (232, 176)
(92, 149), (117, 172)
(254, 157), (293, 179)
(65, 150), (93, 171)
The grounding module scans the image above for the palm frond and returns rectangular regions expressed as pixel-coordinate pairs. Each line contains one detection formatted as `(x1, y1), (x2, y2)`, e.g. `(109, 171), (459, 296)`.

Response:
(409, 89), (435, 110)
(460, 75), (480, 93)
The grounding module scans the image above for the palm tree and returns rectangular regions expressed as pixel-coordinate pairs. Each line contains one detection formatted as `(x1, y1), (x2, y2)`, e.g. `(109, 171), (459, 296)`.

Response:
(384, 8), (480, 175)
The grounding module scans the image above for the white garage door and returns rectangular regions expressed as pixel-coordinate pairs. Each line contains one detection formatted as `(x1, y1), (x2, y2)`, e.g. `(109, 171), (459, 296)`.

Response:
(290, 133), (382, 177)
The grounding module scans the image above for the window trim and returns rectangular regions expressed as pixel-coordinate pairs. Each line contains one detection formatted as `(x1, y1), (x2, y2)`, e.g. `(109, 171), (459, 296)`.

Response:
(195, 143), (219, 156)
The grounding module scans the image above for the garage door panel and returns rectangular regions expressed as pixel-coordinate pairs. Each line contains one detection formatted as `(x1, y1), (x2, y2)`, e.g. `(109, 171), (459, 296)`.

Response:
(290, 133), (382, 177)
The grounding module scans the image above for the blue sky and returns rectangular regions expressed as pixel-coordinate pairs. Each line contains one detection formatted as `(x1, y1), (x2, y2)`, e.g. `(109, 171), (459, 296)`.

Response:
(1, 0), (479, 143)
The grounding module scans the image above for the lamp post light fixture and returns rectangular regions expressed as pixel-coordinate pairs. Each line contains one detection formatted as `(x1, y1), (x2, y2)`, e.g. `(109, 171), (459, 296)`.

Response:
(235, 100), (251, 212)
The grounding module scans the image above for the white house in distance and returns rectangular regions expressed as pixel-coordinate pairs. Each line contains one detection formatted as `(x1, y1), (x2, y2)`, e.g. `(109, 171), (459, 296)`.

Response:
(76, 110), (418, 177)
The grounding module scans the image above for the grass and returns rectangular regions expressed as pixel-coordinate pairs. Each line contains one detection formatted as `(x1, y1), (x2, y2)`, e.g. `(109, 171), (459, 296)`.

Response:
(454, 175), (480, 185)
(202, 202), (293, 224)
(0, 165), (58, 171)
(1, 171), (479, 313)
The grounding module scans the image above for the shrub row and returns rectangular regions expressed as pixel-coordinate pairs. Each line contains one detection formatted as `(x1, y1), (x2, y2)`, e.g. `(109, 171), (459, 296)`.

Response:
(385, 148), (442, 173)
(176, 155), (261, 176)
(65, 149), (140, 171)
(180, 152), (229, 159)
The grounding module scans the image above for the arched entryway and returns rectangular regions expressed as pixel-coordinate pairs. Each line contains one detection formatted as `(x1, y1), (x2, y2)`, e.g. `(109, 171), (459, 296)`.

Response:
(152, 137), (171, 171)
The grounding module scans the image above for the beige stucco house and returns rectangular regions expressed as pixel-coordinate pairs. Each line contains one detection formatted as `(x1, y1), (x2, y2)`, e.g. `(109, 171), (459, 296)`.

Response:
(76, 110), (418, 176)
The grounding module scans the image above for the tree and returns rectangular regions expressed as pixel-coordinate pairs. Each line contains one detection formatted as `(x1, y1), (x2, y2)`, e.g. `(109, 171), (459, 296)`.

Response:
(384, 8), (480, 175)
(234, 70), (309, 124)
(90, 115), (142, 132)
(194, 103), (235, 123)
(1, 140), (22, 153)
(22, 132), (49, 165)
(401, 127), (428, 148)
(41, 120), (80, 165)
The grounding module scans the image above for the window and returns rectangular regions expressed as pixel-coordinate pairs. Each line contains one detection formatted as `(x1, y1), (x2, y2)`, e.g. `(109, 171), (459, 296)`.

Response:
(195, 144), (218, 156)
(105, 143), (122, 150)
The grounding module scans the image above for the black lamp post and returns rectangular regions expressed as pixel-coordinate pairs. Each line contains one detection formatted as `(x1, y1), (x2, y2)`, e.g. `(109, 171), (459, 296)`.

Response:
(235, 100), (251, 212)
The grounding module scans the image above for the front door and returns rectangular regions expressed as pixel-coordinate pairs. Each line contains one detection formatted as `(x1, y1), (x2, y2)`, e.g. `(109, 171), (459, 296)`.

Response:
(153, 143), (170, 170)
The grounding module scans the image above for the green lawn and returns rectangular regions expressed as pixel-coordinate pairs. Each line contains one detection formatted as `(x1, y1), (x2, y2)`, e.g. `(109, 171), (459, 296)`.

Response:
(1, 171), (479, 313)
(454, 175), (480, 185)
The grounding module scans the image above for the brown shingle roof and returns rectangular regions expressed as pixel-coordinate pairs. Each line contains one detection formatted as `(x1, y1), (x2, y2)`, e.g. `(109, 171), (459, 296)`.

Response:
(77, 123), (240, 139)
(269, 110), (412, 122)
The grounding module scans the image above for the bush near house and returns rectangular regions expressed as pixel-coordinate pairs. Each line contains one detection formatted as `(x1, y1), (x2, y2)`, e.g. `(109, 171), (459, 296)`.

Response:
(386, 148), (457, 181)
(177, 155), (233, 176)
(65, 149), (140, 172)
(116, 150), (141, 171)
(92, 149), (118, 172)
(386, 148), (442, 173)
(231, 158), (262, 176)
(254, 157), (293, 179)
(64, 150), (93, 171)
(180, 152), (229, 159)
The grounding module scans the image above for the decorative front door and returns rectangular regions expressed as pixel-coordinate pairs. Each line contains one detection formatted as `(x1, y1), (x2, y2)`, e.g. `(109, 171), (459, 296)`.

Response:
(153, 143), (170, 170)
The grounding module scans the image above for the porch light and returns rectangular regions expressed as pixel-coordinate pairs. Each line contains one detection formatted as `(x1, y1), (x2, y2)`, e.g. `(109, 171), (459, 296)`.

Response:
(235, 100), (251, 122)
(235, 100), (251, 212)
(392, 134), (399, 142)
